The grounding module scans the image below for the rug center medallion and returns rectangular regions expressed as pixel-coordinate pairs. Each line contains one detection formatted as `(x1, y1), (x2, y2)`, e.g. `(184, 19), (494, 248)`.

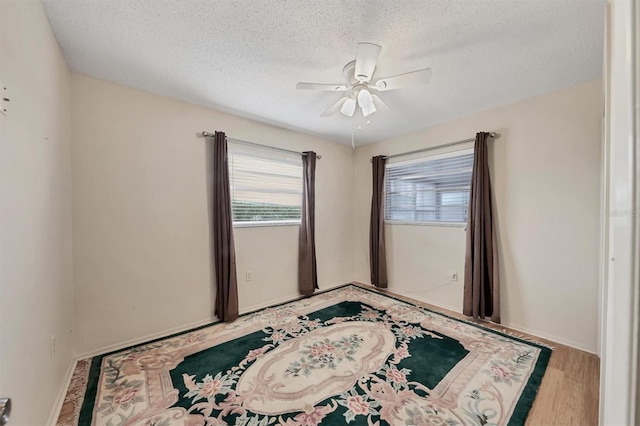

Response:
(235, 321), (396, 415)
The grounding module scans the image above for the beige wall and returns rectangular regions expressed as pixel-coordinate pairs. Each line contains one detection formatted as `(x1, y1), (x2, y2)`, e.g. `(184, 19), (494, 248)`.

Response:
(353, 80), (602, 353)
(71, 75), (354, 355)
(0, 1), (74, 425)
(71, 76), (602, 355)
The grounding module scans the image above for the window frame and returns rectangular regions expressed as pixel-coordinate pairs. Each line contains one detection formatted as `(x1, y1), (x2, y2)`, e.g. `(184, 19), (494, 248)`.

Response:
(227, 142), (303, 228)
(383, 148), (474, 228)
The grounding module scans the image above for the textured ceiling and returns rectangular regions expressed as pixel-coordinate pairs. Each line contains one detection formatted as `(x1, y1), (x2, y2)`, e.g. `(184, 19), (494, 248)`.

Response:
(43, 0), (605, 145)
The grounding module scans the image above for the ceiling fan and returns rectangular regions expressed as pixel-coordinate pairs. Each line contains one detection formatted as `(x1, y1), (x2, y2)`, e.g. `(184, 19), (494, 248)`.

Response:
(296, 42), (432, 118)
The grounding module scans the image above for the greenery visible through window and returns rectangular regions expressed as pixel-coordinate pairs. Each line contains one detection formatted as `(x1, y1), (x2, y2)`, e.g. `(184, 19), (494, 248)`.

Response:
(384, 149), (474, 224)
(228, 143), (302, 224)
(231, 201), (301, 222)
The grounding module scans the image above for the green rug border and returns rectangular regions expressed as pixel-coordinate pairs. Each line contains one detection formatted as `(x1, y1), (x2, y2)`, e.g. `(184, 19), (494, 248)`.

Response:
(78, 283), (551, 424)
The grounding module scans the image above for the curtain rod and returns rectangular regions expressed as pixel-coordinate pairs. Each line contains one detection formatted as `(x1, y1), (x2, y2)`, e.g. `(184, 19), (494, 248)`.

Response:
(371, 132), (499, 162)
(201, 131), (321, 159)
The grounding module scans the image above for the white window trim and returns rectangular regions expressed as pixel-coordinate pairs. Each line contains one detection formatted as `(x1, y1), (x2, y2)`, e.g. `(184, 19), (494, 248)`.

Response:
(386, 148), (474, 166)
(384, 148), (474, 227)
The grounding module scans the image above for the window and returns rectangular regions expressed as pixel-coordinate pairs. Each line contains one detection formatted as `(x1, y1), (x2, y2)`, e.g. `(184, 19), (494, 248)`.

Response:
(384, 149), (474, 224)
(228, 142), (302, 225)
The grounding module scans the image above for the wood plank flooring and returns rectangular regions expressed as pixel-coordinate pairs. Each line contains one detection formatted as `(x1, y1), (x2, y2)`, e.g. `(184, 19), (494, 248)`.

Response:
(352, 282), (600, 426)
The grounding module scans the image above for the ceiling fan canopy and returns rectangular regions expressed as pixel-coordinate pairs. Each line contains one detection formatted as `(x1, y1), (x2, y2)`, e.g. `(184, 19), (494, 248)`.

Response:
(296, 42), (432, 118)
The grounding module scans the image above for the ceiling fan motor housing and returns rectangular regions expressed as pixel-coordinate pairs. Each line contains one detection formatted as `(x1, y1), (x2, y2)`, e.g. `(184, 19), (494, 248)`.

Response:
(342, 61), (361, 86)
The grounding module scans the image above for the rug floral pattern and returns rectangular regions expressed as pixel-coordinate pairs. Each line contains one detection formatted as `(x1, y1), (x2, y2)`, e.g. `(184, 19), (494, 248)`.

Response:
(58, 285), (550, 426)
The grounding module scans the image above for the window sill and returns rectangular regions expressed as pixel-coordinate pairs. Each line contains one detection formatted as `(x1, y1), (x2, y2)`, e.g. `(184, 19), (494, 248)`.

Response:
(384, 221), (467, 229)
(233, 221), (301, 228)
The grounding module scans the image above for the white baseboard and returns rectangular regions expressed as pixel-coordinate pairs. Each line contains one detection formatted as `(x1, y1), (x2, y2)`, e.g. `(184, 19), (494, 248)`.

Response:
(499, 322), (597, 354)
(391, 288), (461, 314)
(239, 281), (348, 315)
(77, 282), (352, 359)
(47, 358), (77, 426)
(239, 293), (304, 316)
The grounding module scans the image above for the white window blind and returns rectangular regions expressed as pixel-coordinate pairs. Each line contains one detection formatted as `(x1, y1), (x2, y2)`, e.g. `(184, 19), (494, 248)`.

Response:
(228, 142), (302, 224)
(384, 149), (474, 224)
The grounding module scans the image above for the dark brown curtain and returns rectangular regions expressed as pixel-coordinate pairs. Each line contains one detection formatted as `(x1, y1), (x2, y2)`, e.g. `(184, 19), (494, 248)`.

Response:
(463, 132), (500, 323)
(299, 151), (318, 296)
(370, 155), (388, 288)
(211, 131), (239, 322)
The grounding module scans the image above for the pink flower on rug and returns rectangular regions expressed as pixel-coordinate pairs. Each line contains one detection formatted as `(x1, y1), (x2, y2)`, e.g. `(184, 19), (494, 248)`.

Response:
(401, 326), (417, 337)
(294, 412), (324, 425)
(490, 365), (511, 379)
(113, 388), (138, 405)
(386, 368), (407, 383)
(320, 343), (335, 354)
(97, 381), (145, 416)
(346, 395), (369, 415)
(271, 331), (285, 342)
(275, 310), (293, 318)
(284, 321), (304, 334)
(200, 378), (223, 398)
(309, 346), (322, 357)
(361, 310), (379, 320)
(392, 343), (410, 363)
(287, 406), (330, 426)
(182, 332), (204, 345)
(246, 345), (270, 362)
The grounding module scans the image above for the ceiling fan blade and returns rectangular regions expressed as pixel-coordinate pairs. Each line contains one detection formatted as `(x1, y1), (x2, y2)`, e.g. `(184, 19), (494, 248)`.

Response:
(373, 68), (432, 91)
(320, 97), (349, 116)
(296, 82), (348, 91)
(372, 94), (391, 112)
(354, 42), (381, 82)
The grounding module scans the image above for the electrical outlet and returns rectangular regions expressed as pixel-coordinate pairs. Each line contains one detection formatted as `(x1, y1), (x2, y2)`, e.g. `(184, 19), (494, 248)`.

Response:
(0, 83), (8, 117)
(50, 335), (56, 358)
(451, 272), (458, 281)
(246, 271), (252, 282)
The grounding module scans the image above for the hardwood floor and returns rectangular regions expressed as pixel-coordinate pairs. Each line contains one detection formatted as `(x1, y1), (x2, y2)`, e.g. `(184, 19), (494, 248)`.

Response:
(530, 348), (599, 425)
(352, 282), (600, 426)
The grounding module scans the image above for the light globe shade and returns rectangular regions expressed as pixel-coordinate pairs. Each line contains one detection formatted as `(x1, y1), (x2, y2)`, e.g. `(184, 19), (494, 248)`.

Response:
(362, 103), (377, 117)
(357, 88), (374, 108)
(340, 98), (356, 117)
(362, 104), (376, 117)
(358, 88), (376, 117)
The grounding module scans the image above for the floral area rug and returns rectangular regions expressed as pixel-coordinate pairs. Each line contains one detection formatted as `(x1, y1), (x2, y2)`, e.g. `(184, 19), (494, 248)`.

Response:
(58, 285), (550, 426)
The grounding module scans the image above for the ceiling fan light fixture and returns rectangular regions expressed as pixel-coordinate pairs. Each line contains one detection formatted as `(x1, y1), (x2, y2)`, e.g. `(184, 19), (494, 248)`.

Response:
(340, 98), (356, 117)
(357, 88), (374, 108)
(361, 102), (376, 117)
(358, 88), (376, 117)
(296, 42), (432, 118)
